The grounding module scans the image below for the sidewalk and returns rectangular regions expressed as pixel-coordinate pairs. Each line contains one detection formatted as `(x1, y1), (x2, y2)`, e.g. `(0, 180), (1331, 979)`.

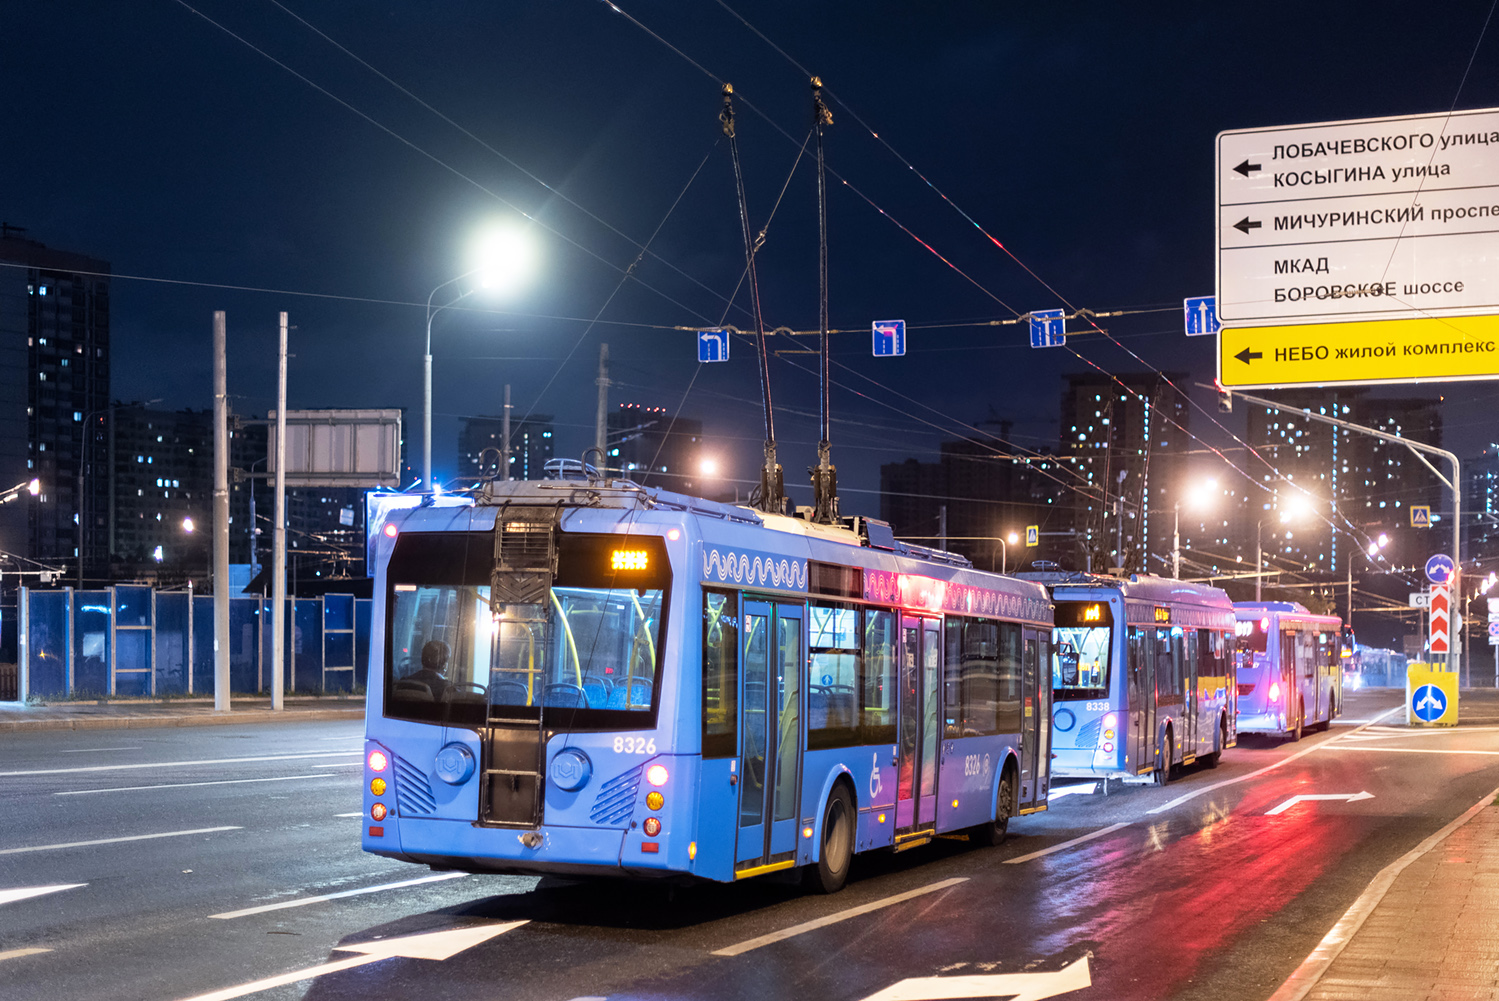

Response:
(0, 695), (364, 732)
(1272, 711), (1499, 1000)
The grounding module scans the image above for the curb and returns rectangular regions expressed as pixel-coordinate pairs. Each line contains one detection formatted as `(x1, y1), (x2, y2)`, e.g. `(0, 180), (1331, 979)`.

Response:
(0, 708), (365, 732)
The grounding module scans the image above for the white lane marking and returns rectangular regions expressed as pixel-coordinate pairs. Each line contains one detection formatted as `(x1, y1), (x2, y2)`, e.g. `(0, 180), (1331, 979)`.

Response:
(1268, 780), (1499, 1001)
(0, 947), (52, 962)
(335, 812), (362, 818)
(0, 827), (240, 856)
(1322, 745), (1499, 756)
(857, 955), (1091, 1001)
(1003, 822), (1132, 865)
(55, 774), (339, 796)
(174, 921), (527, 1001)
(0, 884), (86, 907)
(311, 762), (361, 769)
(1046, 784), (1100, 800)
(1265, 791), (1374, 815)
(1144, 705), (1403, 816)
(210, 872), (469, 919)
(59, 746), (141, 753)
(0, 751), (360, 778)
(711, 877), (968, 957)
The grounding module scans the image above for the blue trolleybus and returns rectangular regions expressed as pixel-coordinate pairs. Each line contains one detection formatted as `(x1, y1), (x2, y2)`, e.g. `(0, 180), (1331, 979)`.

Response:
(360, 477), (1054, 891)
(1233, 602), (1342, 740)
(1018, 572), (1237, 785)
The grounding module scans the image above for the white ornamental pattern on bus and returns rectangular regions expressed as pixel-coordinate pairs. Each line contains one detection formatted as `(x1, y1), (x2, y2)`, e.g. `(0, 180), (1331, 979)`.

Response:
(702, 546), (808, 591)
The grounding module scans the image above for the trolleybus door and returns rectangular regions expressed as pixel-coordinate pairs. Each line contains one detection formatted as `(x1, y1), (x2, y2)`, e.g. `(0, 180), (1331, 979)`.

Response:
(896, 615), (940, 834)
(1019, 631), (1041, 805)
(1129, 627), (1154, 775)
(736, 601), (803, 871)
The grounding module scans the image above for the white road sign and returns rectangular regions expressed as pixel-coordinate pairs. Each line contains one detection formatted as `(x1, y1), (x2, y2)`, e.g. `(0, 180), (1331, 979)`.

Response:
(1217, 106), (1499, 326)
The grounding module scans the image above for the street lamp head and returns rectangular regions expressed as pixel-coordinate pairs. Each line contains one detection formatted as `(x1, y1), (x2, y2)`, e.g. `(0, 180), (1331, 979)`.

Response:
(182, 516), (195, 533)
(27, 478), (39, 496)
(700, 457), (719, 477)
(1007, 531), (1019, 545)
(472, 223), (536, 296)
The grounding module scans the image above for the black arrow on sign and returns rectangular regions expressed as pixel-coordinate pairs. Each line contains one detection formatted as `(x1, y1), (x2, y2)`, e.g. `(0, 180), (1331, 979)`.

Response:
(1234, 159), (1260, 177)
(1234, 217), (1262, 234)
(1235, 347), (1263, 364)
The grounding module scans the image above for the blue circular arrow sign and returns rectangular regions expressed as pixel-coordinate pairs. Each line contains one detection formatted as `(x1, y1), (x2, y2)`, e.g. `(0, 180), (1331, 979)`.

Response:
(1412, 684), (1448, 722)
(1425, 554), (1455, 584)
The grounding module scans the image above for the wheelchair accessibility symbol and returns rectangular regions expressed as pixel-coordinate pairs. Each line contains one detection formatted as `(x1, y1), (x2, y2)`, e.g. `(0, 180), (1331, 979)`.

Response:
(1412, 684), (1447, 722)
(869, 751), (883, 799)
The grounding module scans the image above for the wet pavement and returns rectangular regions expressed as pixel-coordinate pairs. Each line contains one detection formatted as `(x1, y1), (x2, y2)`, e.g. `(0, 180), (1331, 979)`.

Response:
(0, 695), (364, 731)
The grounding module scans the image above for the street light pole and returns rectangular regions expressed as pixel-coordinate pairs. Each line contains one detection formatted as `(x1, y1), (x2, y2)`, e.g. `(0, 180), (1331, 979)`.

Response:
(422, 273), (473, 492)
(1173, 503), (1181, 580)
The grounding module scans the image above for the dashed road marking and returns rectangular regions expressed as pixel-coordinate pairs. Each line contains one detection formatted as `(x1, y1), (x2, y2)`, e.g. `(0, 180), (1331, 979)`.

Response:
(0, 827), (240, 856)
(210, 872), (469, 919)
(55, 774), (339, 795)
(711, 877), (968, 956)
(1004, 822), (1131, 864)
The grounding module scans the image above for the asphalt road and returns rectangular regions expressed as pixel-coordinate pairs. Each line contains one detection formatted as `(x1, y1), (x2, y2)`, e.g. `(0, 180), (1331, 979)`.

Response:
(3, 688), (1498, 1001)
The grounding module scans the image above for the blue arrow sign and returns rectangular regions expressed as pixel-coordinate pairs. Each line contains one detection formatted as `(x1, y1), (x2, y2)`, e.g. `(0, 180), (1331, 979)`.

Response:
(1425, 553), (1455, 585)
(1029, 309), (1065, 348)
(697, 329), (730, 363)
(1412, 684), (1447, 722)
(1184, 296), (1220, 336)
(872, 319), (905, 357)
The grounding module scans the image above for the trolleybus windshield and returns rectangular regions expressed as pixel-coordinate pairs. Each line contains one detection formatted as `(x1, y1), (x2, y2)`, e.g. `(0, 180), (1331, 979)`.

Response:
(1052, 600), (1112, 700)
(383, 531), (669, 727)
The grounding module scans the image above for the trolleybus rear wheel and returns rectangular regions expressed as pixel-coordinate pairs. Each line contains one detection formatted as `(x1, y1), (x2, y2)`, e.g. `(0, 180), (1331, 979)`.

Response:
(1154, 729), (1174, 786)
(971, 770), (1014, 847)
(806, 784), (854, 894)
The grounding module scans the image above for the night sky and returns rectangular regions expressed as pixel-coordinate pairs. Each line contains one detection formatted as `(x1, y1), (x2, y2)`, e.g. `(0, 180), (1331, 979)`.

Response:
(7, 1), (1499, 513)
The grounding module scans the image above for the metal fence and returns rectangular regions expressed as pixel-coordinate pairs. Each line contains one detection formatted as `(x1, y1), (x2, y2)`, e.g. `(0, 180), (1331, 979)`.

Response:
(16, 586), (370, 700)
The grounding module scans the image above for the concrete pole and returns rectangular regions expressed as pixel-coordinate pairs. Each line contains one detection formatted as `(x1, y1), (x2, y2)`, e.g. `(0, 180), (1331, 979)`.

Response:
(272, 312), (288, 711)
(1172, 503), (1181, 580)
(595, 343), (609, 471)
(501, 384), (511, 481)
(212, 311), (231, 711)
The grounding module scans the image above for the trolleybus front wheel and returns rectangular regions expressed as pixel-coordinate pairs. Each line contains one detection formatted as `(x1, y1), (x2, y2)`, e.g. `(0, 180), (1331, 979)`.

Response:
(970, 769), (1014, 847)
(1154, 729), (1174, 786)
(806, 783), (854, 894)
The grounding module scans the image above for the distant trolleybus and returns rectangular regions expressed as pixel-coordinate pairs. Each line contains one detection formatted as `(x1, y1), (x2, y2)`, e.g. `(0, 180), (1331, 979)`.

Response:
(1233, 602), (1342, 740)
(1018, 572), (1237, 785)
(361, 476), (1054, 892)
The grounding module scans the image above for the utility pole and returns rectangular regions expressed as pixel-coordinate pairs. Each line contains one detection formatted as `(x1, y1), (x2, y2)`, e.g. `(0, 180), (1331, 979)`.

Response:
(938, 505), (947, 551)
(1231, 388), (1461, 675)
(595, 343), (609, 472)
(212, 312), (231, 711)
(272, 312), (288, 712)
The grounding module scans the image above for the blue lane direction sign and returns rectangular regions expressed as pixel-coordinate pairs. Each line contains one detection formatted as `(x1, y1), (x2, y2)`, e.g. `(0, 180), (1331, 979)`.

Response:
(698, 329), (730, 363)
(1425, 553), (1455, 585)
(1412, 684), (1448, 722)
(1184, 296), (1220, 337)
(872, 319), (906, 357)
(1029, 309), (1065, 348)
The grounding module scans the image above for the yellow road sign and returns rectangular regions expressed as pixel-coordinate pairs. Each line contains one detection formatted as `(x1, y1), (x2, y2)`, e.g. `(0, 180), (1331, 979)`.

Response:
(1218, 314), (1499, 388)
(1026, 525), (1039, 547)
(1411, 505), (1431, 528)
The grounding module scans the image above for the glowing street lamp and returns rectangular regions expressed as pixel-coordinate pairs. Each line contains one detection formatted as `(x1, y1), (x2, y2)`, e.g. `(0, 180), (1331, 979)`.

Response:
(1257, 491), (1314, 600)
(422, 223), (537, 490)
(1173, 478), (1217, 579)
(997, 530), (1020, 574)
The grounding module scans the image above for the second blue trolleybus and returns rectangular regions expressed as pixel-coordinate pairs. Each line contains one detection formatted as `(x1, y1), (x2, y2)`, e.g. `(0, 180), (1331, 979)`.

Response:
(1234, 601), (1343, 739)
(360, 475), (1053, 891)
(1019, 571), (1238, 784)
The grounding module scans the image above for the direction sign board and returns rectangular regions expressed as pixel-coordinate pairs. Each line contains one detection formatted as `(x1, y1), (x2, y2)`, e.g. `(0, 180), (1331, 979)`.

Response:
(1426, 553), (1455, 584)
(872, 319), (905, 357)
(1411, 504), (1432, 528)
(698, 329), (730, 363)
(1029, 310), (1065, 348)
(1410, 591), (1430, 609)
(1216, 106), (1499, 388)
(1184, 296), (1220, 336)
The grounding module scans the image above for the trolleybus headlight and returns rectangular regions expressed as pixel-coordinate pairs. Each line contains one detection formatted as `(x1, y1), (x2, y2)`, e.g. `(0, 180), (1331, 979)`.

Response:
(370, 777), (387, 796)
(646, 791), (664, 811)
(383, 523), (398, 538)
(368, 749), (389, 773)
(646, 764), (669, 787)
(434, 743), (476, 785)
(371, 803), (388, 821)
(549, 749), (593, 792)
(1103, 713), (1117, 728)
(1268, 682), (1281, 703)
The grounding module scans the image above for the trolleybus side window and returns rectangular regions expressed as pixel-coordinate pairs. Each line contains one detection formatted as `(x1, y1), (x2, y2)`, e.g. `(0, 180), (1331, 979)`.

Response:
(943, 617), (1003, 738)
(808, 604), (859, 745)
(862, 609), (898, 745)
(1155, 627), (1183, 706)
(1128, 627), (1146, 704)
(997, 622), (1022, 734)
(703, 590), (738, 758)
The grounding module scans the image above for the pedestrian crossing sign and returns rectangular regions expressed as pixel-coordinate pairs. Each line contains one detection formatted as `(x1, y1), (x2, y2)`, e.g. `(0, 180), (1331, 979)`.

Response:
(1410, 505), (1431, 528)
(1025, 525), (1039, 547)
